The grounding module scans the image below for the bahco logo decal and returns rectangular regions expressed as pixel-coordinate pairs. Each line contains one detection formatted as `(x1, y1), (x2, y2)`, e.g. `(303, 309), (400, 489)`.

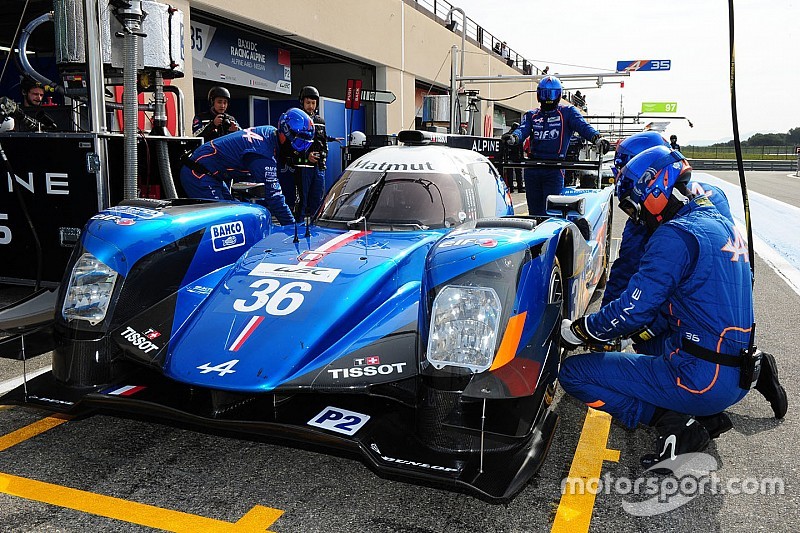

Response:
(561, 453), (784, 516)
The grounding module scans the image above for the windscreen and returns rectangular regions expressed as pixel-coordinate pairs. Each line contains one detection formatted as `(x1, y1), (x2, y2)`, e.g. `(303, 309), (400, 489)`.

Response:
(318, 170), (477, 230)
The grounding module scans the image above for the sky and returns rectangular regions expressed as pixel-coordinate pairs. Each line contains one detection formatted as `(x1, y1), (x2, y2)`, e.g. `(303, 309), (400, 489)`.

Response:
(451, 0), (799, 145)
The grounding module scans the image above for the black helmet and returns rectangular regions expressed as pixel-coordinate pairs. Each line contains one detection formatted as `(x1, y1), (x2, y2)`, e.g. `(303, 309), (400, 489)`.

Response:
(298, 85), (320, 103)
(207, 86), (230, 104)
(670, 134), (678, 142)
(20, 75), (43, 94)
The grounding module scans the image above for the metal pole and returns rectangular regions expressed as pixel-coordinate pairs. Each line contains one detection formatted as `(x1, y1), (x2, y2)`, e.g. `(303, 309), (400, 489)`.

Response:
(450, 45), (458, 133)
(83, 0), (110, 210)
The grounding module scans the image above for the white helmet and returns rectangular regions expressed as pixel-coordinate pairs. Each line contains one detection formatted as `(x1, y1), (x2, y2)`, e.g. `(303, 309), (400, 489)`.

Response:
(349, 130), (366, 147)
(0, 116), (14, 133)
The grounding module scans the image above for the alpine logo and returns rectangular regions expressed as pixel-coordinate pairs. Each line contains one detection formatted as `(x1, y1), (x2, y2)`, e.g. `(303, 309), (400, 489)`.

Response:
(721, 227), (749, 262)
(211, 221), (246, 252)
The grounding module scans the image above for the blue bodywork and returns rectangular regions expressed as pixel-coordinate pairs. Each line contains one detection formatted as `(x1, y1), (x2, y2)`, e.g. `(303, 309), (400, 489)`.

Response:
(6, 140), (613, 502)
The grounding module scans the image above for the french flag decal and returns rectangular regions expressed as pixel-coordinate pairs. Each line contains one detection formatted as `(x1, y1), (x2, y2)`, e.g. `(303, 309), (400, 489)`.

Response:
(229, 315), (265, 351)
(102, 385), (146, 396)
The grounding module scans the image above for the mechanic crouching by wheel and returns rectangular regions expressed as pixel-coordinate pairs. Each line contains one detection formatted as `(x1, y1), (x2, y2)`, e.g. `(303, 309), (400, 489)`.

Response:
(558, 145), (774, 470)
(501, 75), (609, 215)
(180, 108), (315, 225)
(603, 132), (787, 419)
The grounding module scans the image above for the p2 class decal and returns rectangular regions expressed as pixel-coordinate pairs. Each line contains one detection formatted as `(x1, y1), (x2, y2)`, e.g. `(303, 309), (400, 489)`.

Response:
(307, 406), (370, 436)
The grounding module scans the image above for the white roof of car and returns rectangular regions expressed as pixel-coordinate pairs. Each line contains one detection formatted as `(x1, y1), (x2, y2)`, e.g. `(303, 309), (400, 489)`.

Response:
(347, 144), (490, 175)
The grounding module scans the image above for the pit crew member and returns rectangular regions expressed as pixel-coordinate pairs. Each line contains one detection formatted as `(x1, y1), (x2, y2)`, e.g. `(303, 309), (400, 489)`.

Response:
(558, 145), (762, 468)
(180, 108), (314, 225)
(502, 75), (609, 215)
(192, 86), (240, 143)
(603, 132), (787, 419)
(282, 86), (341, 217)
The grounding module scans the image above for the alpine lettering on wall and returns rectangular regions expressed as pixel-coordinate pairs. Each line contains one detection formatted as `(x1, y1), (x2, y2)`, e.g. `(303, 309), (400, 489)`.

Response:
(210, 221), (246, 252)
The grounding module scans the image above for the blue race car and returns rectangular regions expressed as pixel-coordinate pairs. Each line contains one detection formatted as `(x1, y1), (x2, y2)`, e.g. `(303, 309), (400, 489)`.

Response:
(1, 131), (613, 501)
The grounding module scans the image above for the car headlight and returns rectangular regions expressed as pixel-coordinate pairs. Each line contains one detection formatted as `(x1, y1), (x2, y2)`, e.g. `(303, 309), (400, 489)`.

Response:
(426, 285), (501, 373)
(62, 253), (119, 325)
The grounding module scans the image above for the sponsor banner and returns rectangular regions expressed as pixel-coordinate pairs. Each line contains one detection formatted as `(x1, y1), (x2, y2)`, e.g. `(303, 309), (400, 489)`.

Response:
(249, 262), (341, 283)
(190, 20), (291, 93)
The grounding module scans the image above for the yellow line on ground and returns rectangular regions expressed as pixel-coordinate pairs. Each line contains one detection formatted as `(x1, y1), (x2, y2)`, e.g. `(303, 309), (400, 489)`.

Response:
(551, 408), (620, 533)
(0, 471), (284, 532)
(0, 415), (72, 452)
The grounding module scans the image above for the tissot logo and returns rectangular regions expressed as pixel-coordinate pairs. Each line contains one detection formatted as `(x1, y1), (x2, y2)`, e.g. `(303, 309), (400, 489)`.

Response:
(210, 221), (245, 251)
(328, 362), (407, 379)
(119, 326), (160, 354)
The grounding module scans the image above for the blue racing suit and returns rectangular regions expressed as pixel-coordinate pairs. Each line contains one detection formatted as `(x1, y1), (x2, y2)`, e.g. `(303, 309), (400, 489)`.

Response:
(280, 112), (330, 217)
(603, 182), (733, 306)
(512, 104), (599, 215)
(559, 196), (752, 428)
(180, 126), (295, 225)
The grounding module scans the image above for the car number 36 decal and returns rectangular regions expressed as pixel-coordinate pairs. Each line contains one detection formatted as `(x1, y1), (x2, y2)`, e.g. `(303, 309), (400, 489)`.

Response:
(233, 278), (311, 316)
(307, 407), (370, 436)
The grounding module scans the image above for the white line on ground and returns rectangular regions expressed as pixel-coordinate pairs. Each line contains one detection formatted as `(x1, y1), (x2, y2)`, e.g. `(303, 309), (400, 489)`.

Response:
(0, 365), (52, 395)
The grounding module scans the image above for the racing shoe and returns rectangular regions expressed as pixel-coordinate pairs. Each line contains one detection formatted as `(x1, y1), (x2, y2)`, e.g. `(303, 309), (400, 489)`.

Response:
(696, 412), (733, 439)
(640, 410), (710, 474)
(755, 351), (788, 419)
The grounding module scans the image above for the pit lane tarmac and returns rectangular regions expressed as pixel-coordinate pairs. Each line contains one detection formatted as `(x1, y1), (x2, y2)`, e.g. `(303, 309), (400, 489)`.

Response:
(0, 174), (797, 532)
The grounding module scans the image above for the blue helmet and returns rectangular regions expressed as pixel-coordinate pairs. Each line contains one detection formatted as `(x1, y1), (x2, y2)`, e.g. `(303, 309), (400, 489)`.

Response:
(278, 108), (314, 152)
(617, 145), (692, 227)
(537, 75), (562, 108)
(613, 131), (670, 178)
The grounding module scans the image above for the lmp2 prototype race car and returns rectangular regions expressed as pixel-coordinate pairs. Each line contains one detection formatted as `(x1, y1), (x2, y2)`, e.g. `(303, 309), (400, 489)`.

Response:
(0, 130), (613, 501)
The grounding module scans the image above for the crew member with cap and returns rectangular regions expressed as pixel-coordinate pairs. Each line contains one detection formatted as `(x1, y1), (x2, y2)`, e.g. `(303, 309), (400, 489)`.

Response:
(192, 86), (240, 142)
(180, 108), (315, 225)
(502, 75), (609, 215)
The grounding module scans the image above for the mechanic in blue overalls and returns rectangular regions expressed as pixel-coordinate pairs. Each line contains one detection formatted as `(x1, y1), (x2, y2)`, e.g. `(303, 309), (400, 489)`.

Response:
(559, 145), (755, 467)
(180, 108), (315, 226)
(603, 132), (787, 421)
(502, 75), (610, 215)
(285, 86), (340, 218)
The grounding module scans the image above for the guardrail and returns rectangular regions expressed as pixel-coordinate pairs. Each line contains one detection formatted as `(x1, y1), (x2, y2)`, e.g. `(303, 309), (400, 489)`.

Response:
(688, 159), (797, 171)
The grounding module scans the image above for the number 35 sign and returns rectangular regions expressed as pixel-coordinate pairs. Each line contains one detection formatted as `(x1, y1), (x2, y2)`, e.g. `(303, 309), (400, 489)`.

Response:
(616, 60), (671, 72)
